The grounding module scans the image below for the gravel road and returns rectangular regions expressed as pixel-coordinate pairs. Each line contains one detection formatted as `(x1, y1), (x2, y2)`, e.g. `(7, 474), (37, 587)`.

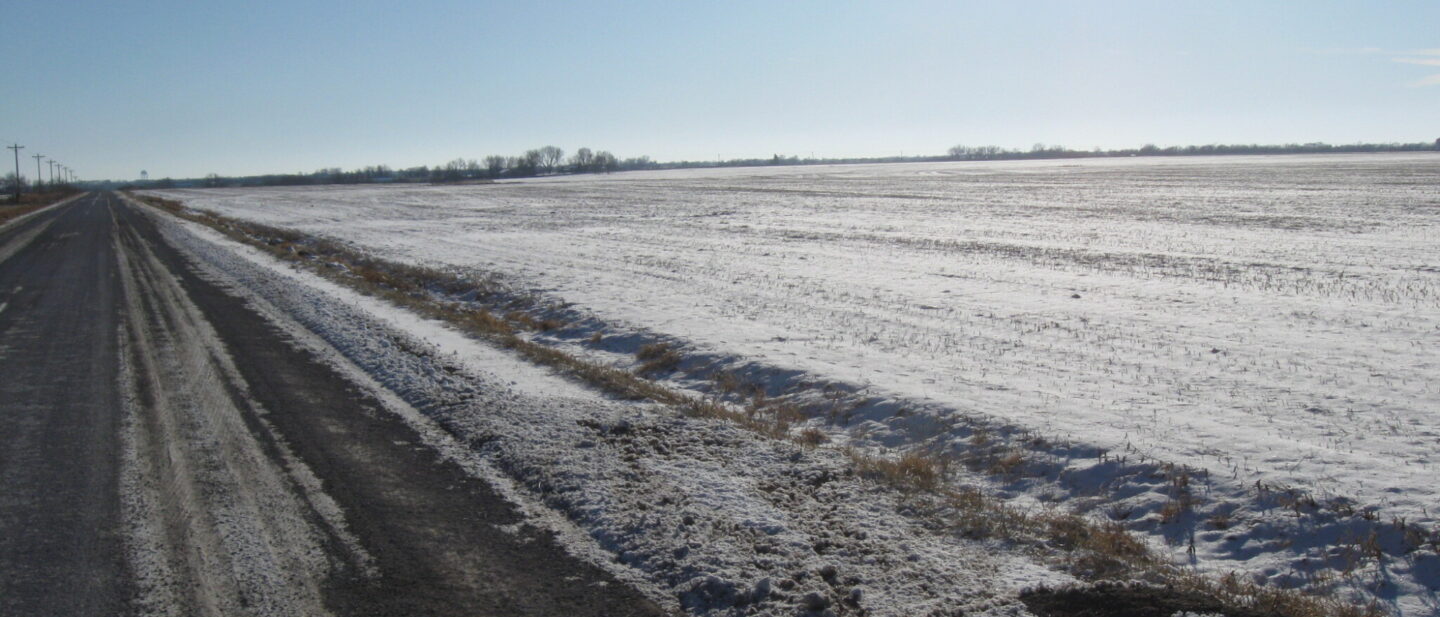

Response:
(0, 193), (668, 616)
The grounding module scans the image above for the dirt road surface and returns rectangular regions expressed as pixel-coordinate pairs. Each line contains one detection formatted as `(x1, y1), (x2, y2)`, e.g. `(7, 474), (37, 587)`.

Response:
(0, 193), (668, 616)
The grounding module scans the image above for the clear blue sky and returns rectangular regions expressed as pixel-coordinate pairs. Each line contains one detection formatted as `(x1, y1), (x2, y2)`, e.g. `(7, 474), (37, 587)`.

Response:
(2, 0), (1436, 180)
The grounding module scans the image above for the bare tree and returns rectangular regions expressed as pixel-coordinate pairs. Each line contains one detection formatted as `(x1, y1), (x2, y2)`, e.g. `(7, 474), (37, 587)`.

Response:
(2, 172), (27, 195)
(947, 145), (1005, 160)
(569, 147), (594, 172)
(511, 150), (543, 177)
(621, 155), (653, 170)
(539, 145), (564, 173)
(438, 158), (469, 182)
(483, 155), (506, 178)
(593, 150), (618, 173)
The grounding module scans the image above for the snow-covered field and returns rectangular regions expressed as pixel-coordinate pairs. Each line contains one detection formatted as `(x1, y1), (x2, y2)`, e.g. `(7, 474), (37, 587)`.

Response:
(148, 152), (1440, 613)
(139, 197), (1053, 617)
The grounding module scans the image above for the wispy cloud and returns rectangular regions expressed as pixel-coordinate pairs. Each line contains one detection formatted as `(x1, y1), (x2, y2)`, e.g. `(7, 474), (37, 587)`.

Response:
(1386, 47), (1440, 86)
(1392, 57), (1440, 66)
(1304, 46), (1440, 56)
(1301, 46), (1383, 55)
(1408, 74), (1440, 87)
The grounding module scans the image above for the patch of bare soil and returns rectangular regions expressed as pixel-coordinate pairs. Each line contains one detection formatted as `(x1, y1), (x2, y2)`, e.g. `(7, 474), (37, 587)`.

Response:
(1021, 583), (1275, 617)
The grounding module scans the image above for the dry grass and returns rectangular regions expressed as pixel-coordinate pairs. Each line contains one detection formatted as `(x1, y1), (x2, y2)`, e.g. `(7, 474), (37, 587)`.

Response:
(0, 190), (82, 227)
(129, 191), (1385, 617)
(990, 450), (1028, 477)
(850, 449), (945, 493)
(1207, 510), (1234, 530)
(635, 342), (683, 374)
(712, 370), (744, 395)
(796, 427), (829, 448)
(0, 203), (48, 228)
(1158, 499), (1187, 525)
(871, 449), (1378, 617)
(2, 189), (83, 207)
(507, 310), (565, 332)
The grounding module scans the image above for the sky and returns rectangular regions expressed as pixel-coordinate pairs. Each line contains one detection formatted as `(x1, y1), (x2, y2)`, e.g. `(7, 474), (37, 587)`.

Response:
(1, 0), (1436, 180)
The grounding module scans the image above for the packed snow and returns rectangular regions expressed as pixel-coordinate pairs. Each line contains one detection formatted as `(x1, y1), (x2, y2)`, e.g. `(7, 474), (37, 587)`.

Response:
(147, 153), (1440, 614)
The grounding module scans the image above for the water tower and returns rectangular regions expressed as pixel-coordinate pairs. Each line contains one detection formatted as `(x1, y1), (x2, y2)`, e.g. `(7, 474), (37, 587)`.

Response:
(140, 170), (149, 181)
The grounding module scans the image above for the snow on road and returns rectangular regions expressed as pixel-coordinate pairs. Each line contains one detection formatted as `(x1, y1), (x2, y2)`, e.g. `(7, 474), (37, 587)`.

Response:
(114, 203), (342, 617)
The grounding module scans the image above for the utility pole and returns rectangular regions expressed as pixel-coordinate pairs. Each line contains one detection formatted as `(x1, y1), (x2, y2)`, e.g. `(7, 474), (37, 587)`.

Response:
(48, 160), (56, 185)
(33, 153), (46, 191)
(7, 144), (23, 201)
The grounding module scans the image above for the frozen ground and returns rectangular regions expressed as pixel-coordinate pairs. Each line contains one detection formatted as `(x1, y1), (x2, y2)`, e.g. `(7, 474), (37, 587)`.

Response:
(149, 152), (1440, 614)
(138, 196), (1053, 616)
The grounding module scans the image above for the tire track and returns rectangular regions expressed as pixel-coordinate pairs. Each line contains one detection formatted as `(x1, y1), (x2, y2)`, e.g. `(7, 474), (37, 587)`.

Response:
(114, 194), (671, 616)
(114, 201), (362, 617)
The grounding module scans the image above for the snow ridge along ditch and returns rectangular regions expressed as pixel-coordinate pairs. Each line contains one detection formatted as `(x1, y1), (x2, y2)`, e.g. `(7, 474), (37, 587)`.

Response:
(128, 192), (1404, 617)
(128, 198), (1047, 616)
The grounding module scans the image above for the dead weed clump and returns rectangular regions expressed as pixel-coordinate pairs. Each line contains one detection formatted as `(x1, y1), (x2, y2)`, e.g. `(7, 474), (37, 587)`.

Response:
(989, 449), (1028, 478)
(635, 342), (683, 374)
(849, 449), (945, 493)
(506, 310), (565, 332)
(1158, 464), (1197, 525)
(711, 370), (745, 396)
(796, 427), (829, 448)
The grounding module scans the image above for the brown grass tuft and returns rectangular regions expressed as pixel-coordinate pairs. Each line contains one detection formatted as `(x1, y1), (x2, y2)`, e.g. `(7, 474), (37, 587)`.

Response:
(796, 427), (829, 448)
(851, 449), (945, 493)
(636, 343), (683, 374)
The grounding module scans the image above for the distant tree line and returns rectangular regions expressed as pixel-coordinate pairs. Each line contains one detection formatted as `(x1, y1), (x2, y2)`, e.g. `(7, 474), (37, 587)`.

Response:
(3, 172), (79, 197)
(2, 172), (83, 205)
(944, 140), (1439, 161)
(131, 145), (654, 189)
(114, 139), (1438, 190)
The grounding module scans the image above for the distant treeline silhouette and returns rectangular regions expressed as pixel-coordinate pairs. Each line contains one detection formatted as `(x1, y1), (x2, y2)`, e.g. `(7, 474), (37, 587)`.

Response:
(946, 140), (1439, 161)
(120, 140), (1438, 190)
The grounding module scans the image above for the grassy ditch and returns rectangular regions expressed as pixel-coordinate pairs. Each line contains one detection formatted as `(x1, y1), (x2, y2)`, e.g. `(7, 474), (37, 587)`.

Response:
(0, 190), (82, 227)
(128, 192), (1384, 617)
